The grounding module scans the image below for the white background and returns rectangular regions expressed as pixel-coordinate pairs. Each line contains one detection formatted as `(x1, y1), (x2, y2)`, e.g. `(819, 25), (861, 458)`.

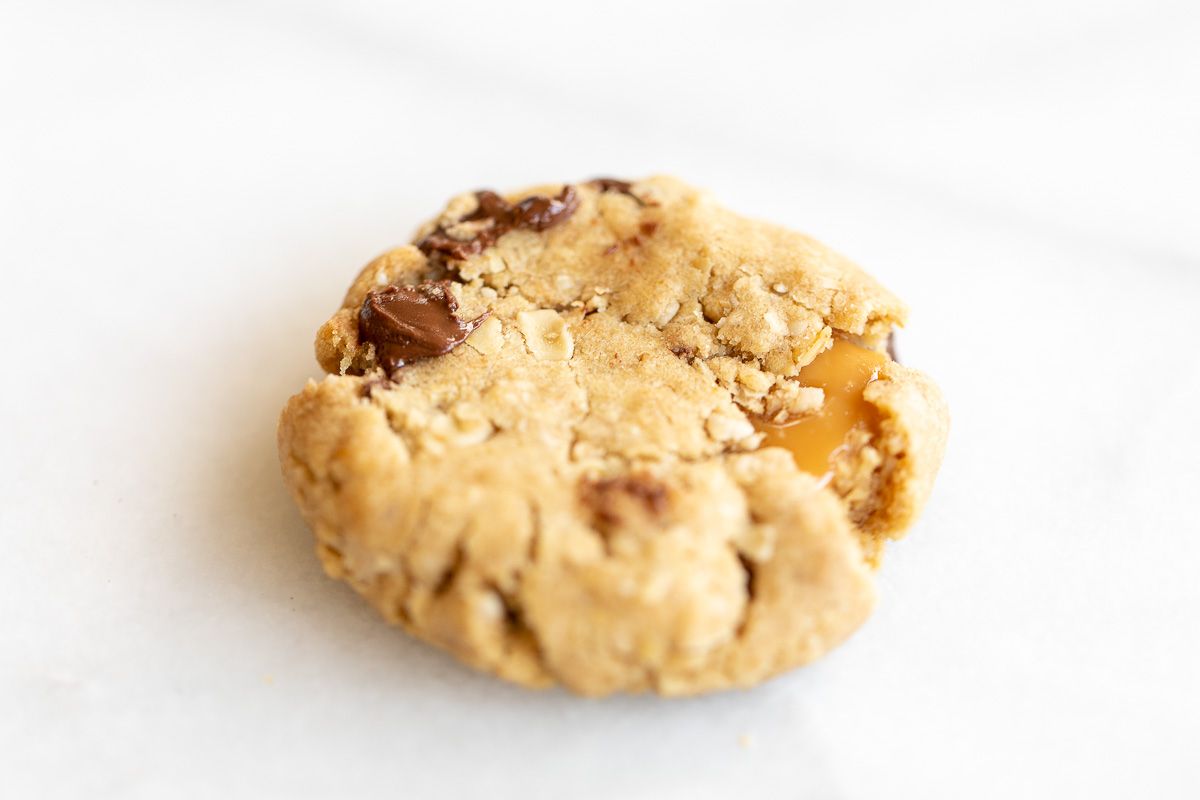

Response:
(2, 1), (1198, 797)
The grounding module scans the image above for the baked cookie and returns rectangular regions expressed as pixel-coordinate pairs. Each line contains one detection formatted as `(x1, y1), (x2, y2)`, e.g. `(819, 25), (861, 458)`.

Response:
(277, 177), (948, 696)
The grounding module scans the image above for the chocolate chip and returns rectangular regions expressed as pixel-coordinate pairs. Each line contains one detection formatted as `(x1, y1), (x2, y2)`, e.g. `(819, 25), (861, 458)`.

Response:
(588, 177), (644, 205)
(639, 220), (658, 236)
(512, 186), (579, 231)
(887, 332), (899, 363)
(590, 177), (633, 194)
(465, 190), (510, 222)
(416, 230), (487, 261)
(358, 280), (488, 373)
(417, 185), (580, 261)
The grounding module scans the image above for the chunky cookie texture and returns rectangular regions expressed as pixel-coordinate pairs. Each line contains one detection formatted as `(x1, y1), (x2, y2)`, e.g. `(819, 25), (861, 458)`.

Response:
(278, 177), (949, 696)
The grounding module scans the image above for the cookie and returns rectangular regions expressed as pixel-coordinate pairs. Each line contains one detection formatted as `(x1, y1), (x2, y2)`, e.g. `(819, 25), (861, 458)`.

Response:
(277, 177), (949, 696)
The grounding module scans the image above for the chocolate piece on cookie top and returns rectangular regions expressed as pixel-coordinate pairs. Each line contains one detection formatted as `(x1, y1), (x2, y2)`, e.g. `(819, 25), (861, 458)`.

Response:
(418, 185), (579, 261)
(588, 177), (634, 194)
(358, 280), (488, 373)
(589, 176), (646, 205)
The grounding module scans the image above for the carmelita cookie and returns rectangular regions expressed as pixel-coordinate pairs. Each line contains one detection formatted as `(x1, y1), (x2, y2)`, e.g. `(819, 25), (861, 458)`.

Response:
(278, 177), (949, 696)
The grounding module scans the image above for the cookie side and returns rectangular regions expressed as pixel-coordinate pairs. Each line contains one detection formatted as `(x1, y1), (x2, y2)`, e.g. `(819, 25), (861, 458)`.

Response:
(278, 377), (875, 696)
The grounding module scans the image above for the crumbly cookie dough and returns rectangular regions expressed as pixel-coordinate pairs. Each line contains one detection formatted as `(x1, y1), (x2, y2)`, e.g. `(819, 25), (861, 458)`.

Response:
(278, 177), (949, 696)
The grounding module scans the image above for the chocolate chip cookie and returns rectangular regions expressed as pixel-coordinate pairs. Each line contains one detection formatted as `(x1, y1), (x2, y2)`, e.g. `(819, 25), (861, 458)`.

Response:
(277, 177), (949, 696)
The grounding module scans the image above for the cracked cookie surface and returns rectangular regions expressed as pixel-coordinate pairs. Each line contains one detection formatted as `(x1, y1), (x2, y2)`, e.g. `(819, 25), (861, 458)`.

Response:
(278, 176), (949, 696)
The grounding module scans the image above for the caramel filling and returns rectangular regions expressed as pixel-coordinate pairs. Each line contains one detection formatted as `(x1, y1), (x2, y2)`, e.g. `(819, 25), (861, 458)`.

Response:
(754, 339), (887, 476)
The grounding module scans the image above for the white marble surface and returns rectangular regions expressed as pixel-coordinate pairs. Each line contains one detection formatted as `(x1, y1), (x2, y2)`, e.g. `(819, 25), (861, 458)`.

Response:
(2, 1), (1199, 797)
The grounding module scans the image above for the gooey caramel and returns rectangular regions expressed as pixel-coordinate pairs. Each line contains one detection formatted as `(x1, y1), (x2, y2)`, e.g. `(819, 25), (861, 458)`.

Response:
(754, 339), (887, 476)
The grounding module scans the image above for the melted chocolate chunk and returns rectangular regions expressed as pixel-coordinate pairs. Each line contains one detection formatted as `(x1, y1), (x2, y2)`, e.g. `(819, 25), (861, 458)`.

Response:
(465, 190), (510, 222)
(417, 186), (579, 261)
(417, 230), (487, 261)
(588, 177), (643, 205)
(512, 186), (579, 230)
(358, 280), (488, 373)
(590, 177), (633, 194)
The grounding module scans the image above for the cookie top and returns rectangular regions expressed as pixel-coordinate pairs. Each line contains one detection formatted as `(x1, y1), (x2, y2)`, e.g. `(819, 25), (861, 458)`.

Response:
(279, 177), (949, 695)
